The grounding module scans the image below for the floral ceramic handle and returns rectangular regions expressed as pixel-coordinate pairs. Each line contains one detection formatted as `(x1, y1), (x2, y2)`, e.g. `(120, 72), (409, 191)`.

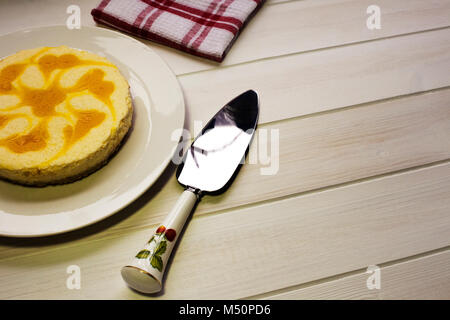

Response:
(121, 189), (199, 293)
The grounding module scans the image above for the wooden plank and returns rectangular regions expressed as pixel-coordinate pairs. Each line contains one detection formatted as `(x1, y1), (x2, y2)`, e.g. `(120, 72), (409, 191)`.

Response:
(262, 249), (450, 300)
(198, 88), (450, 213)
(180, 28), (450, 126)
(157, 0), (450, 75)
(0, 162), (449, 299)
(0, 88), (449, 259)
(1, 1), (449, 76)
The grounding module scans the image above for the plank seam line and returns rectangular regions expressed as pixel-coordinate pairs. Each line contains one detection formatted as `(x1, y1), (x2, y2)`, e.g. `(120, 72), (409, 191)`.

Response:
(177, 26), (450, 77)
(259, 85), (450, 127)
(267, 0), (306, 6)
(241, 245), (450, 300)
(194, 158), (450, 221)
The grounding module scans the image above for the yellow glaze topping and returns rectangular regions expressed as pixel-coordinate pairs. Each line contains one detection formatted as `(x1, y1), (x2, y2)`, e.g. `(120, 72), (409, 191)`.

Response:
(0, 47), (116, 155)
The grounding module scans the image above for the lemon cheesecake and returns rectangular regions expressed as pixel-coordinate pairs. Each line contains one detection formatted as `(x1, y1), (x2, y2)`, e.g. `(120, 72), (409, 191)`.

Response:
(0, 46), (133, 186)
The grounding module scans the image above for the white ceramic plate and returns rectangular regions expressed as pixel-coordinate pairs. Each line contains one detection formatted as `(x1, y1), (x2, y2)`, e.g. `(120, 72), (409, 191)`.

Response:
(0, 26), (185, 237)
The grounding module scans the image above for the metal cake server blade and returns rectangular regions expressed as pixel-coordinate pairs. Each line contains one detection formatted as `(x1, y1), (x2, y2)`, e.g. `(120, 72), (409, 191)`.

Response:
(121, 90), (259, 293)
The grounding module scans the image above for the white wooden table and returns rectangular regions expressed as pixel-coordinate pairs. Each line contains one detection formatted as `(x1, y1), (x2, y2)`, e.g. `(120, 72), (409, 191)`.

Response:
(0, 0), (449, 299)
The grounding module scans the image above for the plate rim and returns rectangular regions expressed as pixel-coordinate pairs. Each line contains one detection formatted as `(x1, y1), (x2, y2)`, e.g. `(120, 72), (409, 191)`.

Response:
(0, 25), (185, 237)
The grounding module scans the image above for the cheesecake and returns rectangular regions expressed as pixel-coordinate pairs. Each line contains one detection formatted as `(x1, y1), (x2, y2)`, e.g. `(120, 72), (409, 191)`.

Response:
(0, 46), (133, 186)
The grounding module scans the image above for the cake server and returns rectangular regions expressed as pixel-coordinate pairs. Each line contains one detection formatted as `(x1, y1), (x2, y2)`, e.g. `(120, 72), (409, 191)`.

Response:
(121, 90), (259, 294)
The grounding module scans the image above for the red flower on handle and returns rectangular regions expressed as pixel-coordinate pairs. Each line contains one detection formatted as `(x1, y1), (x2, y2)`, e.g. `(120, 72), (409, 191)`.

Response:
(156, 225), (166, 234)
(165, 229), (176, 242)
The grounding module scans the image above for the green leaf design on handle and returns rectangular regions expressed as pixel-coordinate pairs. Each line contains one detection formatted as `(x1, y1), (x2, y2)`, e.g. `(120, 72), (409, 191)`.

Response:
(135, 249), (151, 259)
(155, 240), (167, 256)
(150, 255), (163, 272)
(137, 238), (168, 272)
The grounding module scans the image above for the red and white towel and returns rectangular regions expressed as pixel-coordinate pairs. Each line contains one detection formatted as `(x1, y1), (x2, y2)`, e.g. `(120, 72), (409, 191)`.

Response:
(91, 0), (265, 62)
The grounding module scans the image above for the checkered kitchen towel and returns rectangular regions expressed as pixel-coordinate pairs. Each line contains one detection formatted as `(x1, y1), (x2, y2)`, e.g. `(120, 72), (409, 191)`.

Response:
(91, 0), (265, 62)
